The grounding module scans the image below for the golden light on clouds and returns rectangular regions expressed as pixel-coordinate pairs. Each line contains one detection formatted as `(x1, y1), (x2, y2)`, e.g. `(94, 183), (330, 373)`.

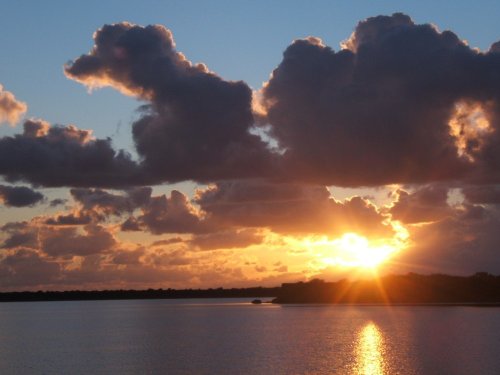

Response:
(449, 100), (493, 162)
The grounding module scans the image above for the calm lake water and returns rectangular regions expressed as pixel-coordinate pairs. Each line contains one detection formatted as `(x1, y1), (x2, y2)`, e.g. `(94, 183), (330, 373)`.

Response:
(0, 299), (499, 374)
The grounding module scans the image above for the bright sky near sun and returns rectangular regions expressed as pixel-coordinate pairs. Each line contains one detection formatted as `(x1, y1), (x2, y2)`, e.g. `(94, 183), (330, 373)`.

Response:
(1, 0), (500, 291)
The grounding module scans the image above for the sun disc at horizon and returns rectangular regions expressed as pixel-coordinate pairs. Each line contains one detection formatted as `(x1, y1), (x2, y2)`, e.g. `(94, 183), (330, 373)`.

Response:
(320, 233), (399, 269)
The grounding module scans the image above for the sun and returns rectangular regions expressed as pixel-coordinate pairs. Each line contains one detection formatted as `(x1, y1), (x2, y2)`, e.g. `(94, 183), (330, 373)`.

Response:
(337, 233), (394, 268)
(320, 233), (398, 269)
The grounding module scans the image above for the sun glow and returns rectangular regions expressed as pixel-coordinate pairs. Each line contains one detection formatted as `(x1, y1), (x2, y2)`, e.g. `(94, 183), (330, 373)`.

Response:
(300, 231), (405, 270)
(324, 233), (397, 268)
(338, 233), (395, 268)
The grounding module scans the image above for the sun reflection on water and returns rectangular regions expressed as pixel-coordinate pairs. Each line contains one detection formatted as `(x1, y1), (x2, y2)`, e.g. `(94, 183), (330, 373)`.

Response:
(355, 322), (386, 375)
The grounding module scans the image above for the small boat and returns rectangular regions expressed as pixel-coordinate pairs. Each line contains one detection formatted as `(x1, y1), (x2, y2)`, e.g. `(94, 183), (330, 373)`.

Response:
(251, 299), (263, 304)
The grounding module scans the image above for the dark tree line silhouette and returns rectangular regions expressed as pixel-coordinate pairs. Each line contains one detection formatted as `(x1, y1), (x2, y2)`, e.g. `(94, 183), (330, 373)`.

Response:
(0, 287), (280, 302)
(272, 272), (500, 304)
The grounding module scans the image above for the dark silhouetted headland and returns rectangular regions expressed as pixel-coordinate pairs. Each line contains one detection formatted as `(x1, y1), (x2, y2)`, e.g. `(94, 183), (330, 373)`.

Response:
(272, 272), (500, 305)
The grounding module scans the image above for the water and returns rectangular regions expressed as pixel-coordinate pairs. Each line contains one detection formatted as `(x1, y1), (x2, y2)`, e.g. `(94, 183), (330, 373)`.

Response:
(0, 299), (499, 374)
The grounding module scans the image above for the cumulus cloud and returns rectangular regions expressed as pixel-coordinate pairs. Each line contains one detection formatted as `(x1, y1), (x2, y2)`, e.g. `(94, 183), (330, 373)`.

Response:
(41, 188), (204, 234)
(43, 188), (153, 227)
(137, 190), (206, 234)
(70, 187), (152, 215)
(0, 119), (145, 187)
(111, 248), (145, 265)
(40, 225), (116, 257)
(0, 84), (27, 125)
(0, 185), (44, 207)
(195, 180), (392, 238)
(1, 221), (38, 249)
(389, 186), (453, 224)
(0, 249), (61, 288)
(65, 22), (275, 183)
(394, 203), (500, 274)
(261, 13), (500, 186)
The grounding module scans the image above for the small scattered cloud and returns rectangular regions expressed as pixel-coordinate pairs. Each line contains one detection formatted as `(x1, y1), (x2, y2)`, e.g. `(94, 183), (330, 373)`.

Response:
(0, 84), (27, 126)
(0, 185), (44, 207)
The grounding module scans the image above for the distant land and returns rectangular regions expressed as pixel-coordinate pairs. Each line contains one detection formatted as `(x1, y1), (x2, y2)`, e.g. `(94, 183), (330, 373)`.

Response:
(272, 272), (500, 305)
(2, 273), (500, 305)
(0, 287), (280, 303)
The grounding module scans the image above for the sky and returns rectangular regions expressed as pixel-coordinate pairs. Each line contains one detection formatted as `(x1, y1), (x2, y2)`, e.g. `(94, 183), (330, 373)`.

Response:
(1, 1), (500, 291)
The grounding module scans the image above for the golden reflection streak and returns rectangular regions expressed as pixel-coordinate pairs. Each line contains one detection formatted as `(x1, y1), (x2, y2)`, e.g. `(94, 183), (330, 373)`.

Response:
(354, 322), (386, 375)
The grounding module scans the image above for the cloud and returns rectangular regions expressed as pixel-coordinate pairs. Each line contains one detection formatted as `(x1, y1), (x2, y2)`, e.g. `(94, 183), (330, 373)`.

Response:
(0, 119), (145, 187)
(151, 237), (184, 247)
(261, 13), (500, 186)
(43, 187), (154, 227)
(49, 198), (68, 207)
(0, 84), (27, 125)
(70, 187), (152, 215)
(0, 249), (61, 288)
(462, 185), (500, 204)
(44, 212), (93, 226)
(394, 203), (500, 274)
(1, 221), (38, 249)
(137, 190), (206, 234)
(111, 248), (145, 265)
(120, 216), (142, 232)
(191, 229), (264, 250)
(40, 225), (116, 257)
(0, 185), (44, 207)
(65, 22), (275, 183)
(61, 17), (500, 188)
(389, 185), (453, 224)
(195, 180), (392, 238)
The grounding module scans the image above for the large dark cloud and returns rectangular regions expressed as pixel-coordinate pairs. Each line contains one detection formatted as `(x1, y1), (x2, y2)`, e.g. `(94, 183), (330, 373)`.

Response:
(0, 84), (27, 125)
(0, 119), (145, 187)
(65, 23), (275, 183)
(196, 180), (392, 238)
(261, 13), (500, 186)
(0, 185), (44, 207)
